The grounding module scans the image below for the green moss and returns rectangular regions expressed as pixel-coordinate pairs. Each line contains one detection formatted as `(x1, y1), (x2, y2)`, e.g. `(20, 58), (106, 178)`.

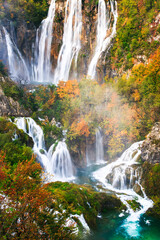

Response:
(42, 124), (63, 150)
(0, 118), (33, 167)
(143, 162), (160, 197)
(143, 162), (160, 218)
(47, 182), (123, 228)
(127, 199), (141, 211)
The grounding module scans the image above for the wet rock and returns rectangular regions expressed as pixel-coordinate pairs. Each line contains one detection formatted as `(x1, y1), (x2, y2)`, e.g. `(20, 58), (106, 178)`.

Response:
(133, 183), (143, 197)
(141, 122), (160, 164)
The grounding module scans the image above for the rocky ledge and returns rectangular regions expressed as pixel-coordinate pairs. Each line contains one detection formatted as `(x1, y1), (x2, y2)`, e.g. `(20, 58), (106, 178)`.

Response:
(0, 76), (30, 117)
(141, 122), (160, 164)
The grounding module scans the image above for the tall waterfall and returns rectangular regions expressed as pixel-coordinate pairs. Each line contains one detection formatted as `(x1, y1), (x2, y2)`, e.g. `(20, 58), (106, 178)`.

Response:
(93, 142), (153, 238)
(3, 27), (30, 83)
(1, 0), (118, 84)
(96, 128), (104, 163)
(88, 0), (118, 79)
(32, 0), (56, 83)
(53, 0), (82, 84)
(15, 117), (74, 181)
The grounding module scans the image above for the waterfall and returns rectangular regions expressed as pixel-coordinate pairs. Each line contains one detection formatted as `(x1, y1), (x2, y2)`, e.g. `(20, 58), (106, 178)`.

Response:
(3, 27), (30, 83)
(86, 128), (104, 166)
(96, 128), (104, 163)
(15, 117), (74, 181)
(49, 141), (74, 179)
(32, 0), (56, 83)
(88, 0), (118, 79)
(93, 141), (153, 238)
(53, 0), (82, 84)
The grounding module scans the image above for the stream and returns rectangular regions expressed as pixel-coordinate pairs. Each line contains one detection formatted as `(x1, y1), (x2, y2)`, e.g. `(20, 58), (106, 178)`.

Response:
(75, 164), (160, 240)
(14, 117), (159, 240)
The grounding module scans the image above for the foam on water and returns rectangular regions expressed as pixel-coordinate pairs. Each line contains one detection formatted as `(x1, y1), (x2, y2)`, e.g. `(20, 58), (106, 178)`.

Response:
(15, 117), (74, 182)
(93, 141), (153, 238)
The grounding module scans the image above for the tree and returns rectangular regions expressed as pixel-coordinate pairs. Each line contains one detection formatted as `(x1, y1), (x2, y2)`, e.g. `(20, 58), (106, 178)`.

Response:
(0, 152), (74, 239)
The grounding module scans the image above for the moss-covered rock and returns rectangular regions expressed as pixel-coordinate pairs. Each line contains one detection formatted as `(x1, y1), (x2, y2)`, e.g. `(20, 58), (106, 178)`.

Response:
(127, 199), (141, 211)
(0, 117), (33, 166)
(142, 161), (160, 218)
(47, 181), (124, 229)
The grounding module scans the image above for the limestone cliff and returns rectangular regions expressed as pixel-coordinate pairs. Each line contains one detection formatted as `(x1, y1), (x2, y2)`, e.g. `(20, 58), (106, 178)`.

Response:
(0, 76), (30, 117)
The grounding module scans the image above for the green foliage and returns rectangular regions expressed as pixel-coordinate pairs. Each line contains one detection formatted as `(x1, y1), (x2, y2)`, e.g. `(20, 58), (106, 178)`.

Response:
(43, 123), (63, 150)
(0, 0), (49, 27)
(143, 162), (160, 197)
(3, 142), (33, 167)
(115, 47), (160, 137)
(143, 162), (160, 218)
(127, 199), (141, 211)
(1, 80), (24, 101)
(0, 118), (33, 167)
(0, 77), (34, 113)
(28, 84), (62, 122)
(0, 61), (7, 76)
(111, 0), (160, 70)
(47, 181), (123, 228)
(0, 154), (75, 239)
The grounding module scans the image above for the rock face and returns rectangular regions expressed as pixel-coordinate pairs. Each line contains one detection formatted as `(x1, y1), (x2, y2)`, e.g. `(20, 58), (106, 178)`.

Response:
(1, 19), (36, 66)
(1, 0), (116, 83)
(0, 76), (30, 117)
(141, 122), (160, 164)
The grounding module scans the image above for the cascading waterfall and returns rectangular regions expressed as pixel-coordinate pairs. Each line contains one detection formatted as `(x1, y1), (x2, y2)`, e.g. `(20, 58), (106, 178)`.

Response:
(3, 27), (30, 82)
(15, 117), (74, 181)
(53, 0), (82, 84)
(93, 141), (153, 238)
(32, 0), (56, 83)
(96, 127), (104, 163)
(88, 0), (118, 79)
(48, 141), (74, 179)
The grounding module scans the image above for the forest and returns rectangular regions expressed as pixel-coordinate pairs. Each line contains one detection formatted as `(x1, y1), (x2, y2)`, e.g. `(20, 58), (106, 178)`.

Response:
(0, 0), (160, 239)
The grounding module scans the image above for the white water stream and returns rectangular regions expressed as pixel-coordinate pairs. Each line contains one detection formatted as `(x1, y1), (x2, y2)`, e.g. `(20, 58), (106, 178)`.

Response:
(86, 127), (104, 165)
(53, 0), (82, 84)
(3, 27), (30, 83)
(32, 0), (56, 83)
(93, 141), (153, 238)
(88, 0), (118, 79)
(96, 127), (104, 163)
(15, 117), (74, 181)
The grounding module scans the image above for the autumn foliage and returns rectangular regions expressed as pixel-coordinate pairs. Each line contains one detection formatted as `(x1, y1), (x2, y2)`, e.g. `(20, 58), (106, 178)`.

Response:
(116, 47), (160, 136)
(70, 118), (90, 138)
(0, 152), (74, 239)
(57, 80), (80, 99)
